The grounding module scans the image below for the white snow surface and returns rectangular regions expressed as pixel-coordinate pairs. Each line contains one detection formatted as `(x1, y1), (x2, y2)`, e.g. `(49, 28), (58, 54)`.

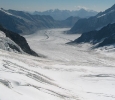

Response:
(0, 28), (115, 100)
(0, 31), (24, 53)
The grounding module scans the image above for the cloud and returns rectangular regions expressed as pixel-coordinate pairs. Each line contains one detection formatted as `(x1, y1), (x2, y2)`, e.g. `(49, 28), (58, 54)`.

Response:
(74, 6), (88, 10)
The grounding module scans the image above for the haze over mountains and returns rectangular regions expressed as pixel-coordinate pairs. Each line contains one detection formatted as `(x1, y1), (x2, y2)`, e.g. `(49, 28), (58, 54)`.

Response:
(33, 9), (98, 20)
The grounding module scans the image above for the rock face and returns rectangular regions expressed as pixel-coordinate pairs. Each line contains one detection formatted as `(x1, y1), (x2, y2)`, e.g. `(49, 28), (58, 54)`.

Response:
(69, 23), (115, 47)
(0, 25), (38, 56)
(33, 9), (97, 20)
(69, 4), (115, 34)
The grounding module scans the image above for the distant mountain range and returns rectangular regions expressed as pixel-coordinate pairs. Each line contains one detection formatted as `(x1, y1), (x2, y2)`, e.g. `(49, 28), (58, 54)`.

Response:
(0, 25), (38, 56)
(0, 8), (80, 34)
(69, 23), (115, 48)
(33, 9), (98, 20)
(69, 4), (115, 34)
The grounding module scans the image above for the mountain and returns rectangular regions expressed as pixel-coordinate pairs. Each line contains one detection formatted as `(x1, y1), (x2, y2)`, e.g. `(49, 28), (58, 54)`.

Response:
(0, 8), (80, 34)
(33, 9), (98, 20)
(60, 16), (80, 27)
(0, 8), (58, 34)
(69, 4), (115, 34)
(69, 23), (115, 48)
(0, 25), (38, 56)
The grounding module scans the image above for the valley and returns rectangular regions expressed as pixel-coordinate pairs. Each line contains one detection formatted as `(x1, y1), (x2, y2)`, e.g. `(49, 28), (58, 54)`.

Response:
(0, 28), (115, 100)
(24, 28), (115, 66)
(0, 0), (115, 100)
(22, 28), (115, 100)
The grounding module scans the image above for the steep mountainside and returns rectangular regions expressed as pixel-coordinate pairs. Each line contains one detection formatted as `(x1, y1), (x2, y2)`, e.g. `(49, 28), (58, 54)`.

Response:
(33, 9), (97, 20)
(69, 23), (115, 48)
(0, 8), (57, 34)
(69, 4), (115, 34)
(0, 25), (38, 56)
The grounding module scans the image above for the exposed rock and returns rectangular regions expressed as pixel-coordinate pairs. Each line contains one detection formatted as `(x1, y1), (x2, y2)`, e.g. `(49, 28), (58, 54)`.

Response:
(69, 23), (115, 48)
(0, 25), (38, 56)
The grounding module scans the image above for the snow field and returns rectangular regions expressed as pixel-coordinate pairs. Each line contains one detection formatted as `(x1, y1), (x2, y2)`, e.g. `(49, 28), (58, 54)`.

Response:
(0, 28), (115, 100)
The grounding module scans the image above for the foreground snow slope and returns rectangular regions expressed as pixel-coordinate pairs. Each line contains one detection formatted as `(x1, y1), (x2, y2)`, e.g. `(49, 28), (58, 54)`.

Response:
(0, 50), (76, 100)
(0, 28), (115, 100)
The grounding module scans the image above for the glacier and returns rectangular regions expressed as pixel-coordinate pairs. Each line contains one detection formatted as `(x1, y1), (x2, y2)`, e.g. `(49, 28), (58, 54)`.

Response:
(0, 28), (115, 100)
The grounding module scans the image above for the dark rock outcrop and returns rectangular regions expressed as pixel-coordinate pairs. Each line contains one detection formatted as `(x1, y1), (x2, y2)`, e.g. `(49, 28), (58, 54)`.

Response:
(69, 23), (115, 48)
(0, 25), (38, 56)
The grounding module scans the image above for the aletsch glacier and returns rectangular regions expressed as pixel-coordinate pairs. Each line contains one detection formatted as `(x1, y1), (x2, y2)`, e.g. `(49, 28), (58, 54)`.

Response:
(0, 28), (115, 100)
(26, 28), (115, 100)
(0, 3), (115, 100)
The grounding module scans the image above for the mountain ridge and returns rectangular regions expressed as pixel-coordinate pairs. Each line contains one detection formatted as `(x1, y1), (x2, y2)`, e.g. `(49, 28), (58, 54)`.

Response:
(69, 4), (115, 34)
(33, 9), (98, 20)
(0, 8), (80, 34)
(69, 23), (115, 48)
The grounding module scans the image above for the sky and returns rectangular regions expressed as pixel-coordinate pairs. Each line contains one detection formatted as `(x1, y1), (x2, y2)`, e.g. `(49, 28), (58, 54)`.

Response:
(0, 0), (115, 12)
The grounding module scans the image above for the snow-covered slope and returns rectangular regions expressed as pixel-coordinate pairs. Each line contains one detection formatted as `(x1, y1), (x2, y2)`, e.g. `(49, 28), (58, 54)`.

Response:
(0, 28), (115, 100)
(0, 49), (77, 100)
(0, 31), (24, 53)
